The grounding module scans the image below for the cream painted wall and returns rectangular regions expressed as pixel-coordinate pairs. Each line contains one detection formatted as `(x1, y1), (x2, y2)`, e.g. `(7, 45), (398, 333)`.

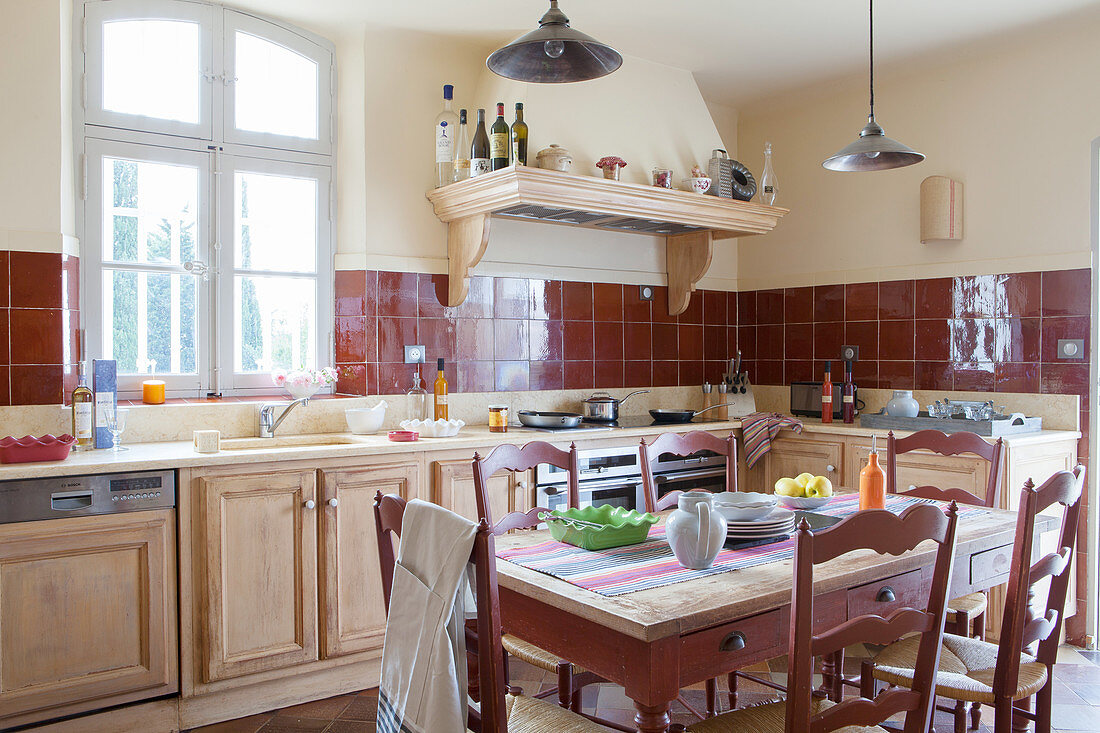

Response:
(735, 10), (1100, 290)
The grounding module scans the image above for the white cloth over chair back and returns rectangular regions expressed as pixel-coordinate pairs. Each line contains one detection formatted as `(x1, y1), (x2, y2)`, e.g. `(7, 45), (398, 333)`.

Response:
(377, 499), (478, 733)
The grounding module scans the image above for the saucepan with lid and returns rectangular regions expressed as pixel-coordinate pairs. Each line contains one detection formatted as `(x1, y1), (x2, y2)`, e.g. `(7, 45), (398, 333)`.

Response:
(582, 390), (649, 422)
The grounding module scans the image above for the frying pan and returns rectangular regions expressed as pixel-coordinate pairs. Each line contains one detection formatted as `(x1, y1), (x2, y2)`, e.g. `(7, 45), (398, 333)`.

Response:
(517, 410), (585, 429)
(648, 403), (734, 424)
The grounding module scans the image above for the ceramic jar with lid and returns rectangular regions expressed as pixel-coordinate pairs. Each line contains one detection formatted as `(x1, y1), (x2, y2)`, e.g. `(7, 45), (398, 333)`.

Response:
(885, 390), (920, 417)
(535, 145), (573, 172)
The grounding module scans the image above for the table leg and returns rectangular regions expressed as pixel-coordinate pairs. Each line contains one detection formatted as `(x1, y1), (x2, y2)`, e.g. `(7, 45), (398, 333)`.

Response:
(633, 700), (672, 733)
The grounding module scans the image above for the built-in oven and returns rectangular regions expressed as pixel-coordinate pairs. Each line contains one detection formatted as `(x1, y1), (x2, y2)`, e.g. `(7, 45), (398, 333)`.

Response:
(535, 444), (646, 512)
(651, 449), (727, 505)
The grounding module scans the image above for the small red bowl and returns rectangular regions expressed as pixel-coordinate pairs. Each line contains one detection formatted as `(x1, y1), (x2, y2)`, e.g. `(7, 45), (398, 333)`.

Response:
(388, 430), (419, 442)
(0, 434), (78, 464)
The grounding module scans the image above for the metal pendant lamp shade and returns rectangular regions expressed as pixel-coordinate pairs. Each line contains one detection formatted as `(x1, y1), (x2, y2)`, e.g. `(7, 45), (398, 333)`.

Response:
(487, 1), (622, 83)
(822, 0), (924, 172)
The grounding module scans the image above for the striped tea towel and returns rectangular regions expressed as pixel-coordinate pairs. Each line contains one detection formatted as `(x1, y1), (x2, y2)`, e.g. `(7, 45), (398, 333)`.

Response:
(742, 412), (804, 468)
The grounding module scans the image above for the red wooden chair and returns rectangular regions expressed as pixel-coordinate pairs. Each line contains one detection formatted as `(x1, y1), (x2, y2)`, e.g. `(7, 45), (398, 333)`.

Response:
(863, 465), (1085, 733)
(672, 502), (959, 732)
(372, 492), (604, 733)
(639, 431), (738, 513)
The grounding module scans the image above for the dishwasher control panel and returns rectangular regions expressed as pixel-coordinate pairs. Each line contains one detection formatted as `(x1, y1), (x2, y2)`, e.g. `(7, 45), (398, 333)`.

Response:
(0, 470), (176, 523)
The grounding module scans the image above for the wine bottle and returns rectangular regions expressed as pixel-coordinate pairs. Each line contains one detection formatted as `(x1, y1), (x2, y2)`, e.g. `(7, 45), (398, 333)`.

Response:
(820, 361), (833, 423)
(433, 358), (449, 420)
(453, 108), (470, 182)
(490, 102), (509, 170)
(470, 109), (491, 177)
(72, 362), (94, 450)
(511, 102), (528, 166)
(434, 84), (459, 188)
(842, 360), (855, 424)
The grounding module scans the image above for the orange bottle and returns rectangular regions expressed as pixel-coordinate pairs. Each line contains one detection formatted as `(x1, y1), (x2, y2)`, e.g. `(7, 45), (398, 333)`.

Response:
(859, 435), (886, 510)
(433, 358), (449, 420)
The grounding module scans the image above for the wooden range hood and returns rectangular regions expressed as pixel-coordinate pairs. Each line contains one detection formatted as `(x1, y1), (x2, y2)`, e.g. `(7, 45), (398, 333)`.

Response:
(425, 166), (788, 315)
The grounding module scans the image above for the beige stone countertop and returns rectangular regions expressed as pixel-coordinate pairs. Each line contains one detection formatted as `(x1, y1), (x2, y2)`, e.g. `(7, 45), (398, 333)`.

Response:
(0, 417), (1078, 482)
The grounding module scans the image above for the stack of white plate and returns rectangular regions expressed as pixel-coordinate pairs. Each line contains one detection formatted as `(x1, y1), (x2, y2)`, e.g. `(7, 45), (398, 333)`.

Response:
(725, 507), (796, 542)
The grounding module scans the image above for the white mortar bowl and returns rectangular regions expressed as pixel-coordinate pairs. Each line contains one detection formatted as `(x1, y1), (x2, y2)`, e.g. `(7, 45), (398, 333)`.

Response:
(345, 401), (387, 434)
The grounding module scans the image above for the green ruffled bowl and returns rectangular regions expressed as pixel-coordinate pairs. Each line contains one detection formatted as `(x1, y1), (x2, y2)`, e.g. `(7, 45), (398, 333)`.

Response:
(547, 505), (659, 551)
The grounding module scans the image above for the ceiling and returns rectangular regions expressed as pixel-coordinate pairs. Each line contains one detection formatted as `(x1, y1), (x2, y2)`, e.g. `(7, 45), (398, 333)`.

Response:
(232, 0), (1100, 106)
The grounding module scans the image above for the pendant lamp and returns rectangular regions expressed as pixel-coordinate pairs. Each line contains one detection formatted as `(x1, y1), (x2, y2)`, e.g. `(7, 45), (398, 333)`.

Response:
(822, 0), (924, 172)
(486, 1), (622, 83)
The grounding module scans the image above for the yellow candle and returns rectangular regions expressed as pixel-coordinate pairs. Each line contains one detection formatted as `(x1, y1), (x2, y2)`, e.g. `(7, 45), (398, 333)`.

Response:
(142, 379), (166, 404)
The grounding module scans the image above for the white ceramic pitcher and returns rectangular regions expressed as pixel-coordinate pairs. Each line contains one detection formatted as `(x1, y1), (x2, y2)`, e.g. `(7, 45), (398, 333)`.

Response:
(665, 490), (727, 570)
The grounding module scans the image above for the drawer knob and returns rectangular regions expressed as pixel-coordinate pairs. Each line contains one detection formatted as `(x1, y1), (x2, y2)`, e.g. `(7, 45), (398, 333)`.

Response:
(825, 464), (835, 472)
(328, 498), (339, 508)
(303, 499), (316, 510)
(875, 586), (896, 603)
(719, 631), (746, 652)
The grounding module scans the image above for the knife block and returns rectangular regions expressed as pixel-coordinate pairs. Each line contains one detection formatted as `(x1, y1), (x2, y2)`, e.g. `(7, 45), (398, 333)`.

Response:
(723, 378), (757, 419)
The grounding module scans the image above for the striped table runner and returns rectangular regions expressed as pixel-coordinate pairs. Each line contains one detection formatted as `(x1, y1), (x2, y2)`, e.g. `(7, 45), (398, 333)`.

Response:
(497, 493), (986, 597)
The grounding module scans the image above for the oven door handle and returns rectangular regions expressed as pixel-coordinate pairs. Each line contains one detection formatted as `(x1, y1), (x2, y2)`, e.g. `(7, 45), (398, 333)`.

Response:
(655, 468), (726, 484)
(575, 477), (644, 492)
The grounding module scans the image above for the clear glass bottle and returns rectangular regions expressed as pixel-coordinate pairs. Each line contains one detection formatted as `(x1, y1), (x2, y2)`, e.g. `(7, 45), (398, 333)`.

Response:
(453, 108), (470, 182)
(760, 141), (778, 205)
(71, 362), (94, 450)
(406, 368), (428, 421)
(434, 84), (459, 188)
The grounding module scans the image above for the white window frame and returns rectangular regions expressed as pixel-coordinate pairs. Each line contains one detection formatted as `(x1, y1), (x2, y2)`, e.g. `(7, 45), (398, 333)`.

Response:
(76, 0), (337, 398)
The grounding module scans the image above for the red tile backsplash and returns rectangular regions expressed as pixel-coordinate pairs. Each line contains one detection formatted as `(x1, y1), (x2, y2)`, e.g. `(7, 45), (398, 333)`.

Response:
(10, 252), (63, 309)
(1041, 268), (1091, 316)
(593, 282), (623, 322)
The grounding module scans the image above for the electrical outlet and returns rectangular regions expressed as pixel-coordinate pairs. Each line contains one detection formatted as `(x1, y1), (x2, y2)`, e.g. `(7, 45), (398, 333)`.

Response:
(639, 285), (655, 301)
(1057, 339), (1084, 360)
(404, 345), (425, 364)
(840, 345), (859, 362)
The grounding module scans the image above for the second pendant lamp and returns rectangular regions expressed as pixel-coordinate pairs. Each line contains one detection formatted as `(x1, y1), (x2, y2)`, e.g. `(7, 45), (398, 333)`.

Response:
(822, 0), (924, 172)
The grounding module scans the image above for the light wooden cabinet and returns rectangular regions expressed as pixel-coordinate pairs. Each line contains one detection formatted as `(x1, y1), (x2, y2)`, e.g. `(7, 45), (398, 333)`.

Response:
(433, 458), (526, 524)
(844, 438), (989, 498)
(0, 510), (177, 727)
(195, 469), (319, 682)
(319, 462), (418, 658)
(763, 436), (844, 489)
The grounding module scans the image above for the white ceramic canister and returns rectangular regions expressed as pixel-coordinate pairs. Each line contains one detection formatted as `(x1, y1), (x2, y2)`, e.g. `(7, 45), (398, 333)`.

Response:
(665, 489), (727, 570)
(885, 390), (920, 418)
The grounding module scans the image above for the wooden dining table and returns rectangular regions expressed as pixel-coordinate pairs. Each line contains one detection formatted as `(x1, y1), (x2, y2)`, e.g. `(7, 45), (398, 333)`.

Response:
(493, 499), (1051, 733)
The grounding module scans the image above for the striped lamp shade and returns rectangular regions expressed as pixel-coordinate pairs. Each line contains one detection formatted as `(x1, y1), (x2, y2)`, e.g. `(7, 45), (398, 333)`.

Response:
(920, 176), (963, 243)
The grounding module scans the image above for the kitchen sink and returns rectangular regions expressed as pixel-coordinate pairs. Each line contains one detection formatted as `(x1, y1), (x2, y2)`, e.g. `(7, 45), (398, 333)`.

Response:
(219, 434), (369, 451)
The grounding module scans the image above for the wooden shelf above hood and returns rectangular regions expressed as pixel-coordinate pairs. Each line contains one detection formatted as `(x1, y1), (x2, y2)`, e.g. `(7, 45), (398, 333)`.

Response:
(425, 166), (788, 315)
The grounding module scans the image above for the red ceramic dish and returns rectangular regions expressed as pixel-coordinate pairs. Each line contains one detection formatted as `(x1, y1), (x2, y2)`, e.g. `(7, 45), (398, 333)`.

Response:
(0, 434), (77, 464)
(388, 430), (419, 442)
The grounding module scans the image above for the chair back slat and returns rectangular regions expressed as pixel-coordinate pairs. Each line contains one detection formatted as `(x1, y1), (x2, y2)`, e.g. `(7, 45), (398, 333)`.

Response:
(490, 506), (547, 534)
(994, 466), (1085, 694)
(472, 441), (579, 527)
(786, 502), (958, 733)
(639, 431), (738, 513)
(887, 430), (1004, 507)
(373, 491), (405, 615)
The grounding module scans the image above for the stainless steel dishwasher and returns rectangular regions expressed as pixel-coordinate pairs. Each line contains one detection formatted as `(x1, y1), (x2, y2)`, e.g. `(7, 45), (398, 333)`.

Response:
(0, 470), (179, 729)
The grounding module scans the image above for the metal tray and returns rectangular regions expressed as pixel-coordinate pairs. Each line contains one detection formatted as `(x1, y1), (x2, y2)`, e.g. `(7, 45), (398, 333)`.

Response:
(858, 412), (1042, 436)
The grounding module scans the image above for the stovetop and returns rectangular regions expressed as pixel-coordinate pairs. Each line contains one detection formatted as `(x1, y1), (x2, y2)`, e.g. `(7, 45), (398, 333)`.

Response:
(514, 415), (730, 433)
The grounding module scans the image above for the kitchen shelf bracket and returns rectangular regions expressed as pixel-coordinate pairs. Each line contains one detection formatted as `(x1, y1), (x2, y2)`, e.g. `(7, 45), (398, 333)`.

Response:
(666, 231), (714, 316)
(447, 213), (492, 307)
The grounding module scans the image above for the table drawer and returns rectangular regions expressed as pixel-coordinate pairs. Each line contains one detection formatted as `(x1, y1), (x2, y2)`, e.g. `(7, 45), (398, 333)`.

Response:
(847, 569), (923, 618)
(679, 609), (783, 684)
(970, 544), (1012, 587)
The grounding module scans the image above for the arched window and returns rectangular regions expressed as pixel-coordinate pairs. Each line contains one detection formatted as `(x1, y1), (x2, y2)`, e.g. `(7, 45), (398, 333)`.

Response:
(78, 0), (335, 396)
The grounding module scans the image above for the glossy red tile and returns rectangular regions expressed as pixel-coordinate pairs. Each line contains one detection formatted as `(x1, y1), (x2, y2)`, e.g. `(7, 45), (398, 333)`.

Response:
(593, 282), (623, 322)
(736, 325), (756, 357)
(784, 287), (813, 324)
(378, 317), (418, 363)
(624, 322), (651, 360)
(529, 319), (563, 361)
(953, 362), (995, 391)
(652, 361), (678, 387)
(494, 319), (529, 361)
(0, 251), (7, 308)
(10, 364), (63, 404)
(335, 270), (366, 317)
(914, 319), (950, 361)
(650, 286), (677, 324)
(726, 291), (738, 325)
(1041, 269), (1090, 317)
(757, 289), (784, 325)
(678, 361), (703, 386)
(757, 324), (784, 360)
(726, 327), (738, 360)
(813, 322), (843, 362)
(877, 360), (915, 390)
(844, 321), (878, 361)
(995, 317), (1039, 363)
(994, 362), (1039, 393)
(756, 359), (783, 385)
(562, 281), (593, 321)
(493, 278), (530, 319)
(335, 364), (366, 395)
(495, 361), (529, 391)
(678, 292), (703, 325)
(878, 280), (915, 320)
(529, 361), (564, 390)
(563, 360), (594, 390)
(737, 290), (757, 324)
(950, 318), (996, 362)
(593, 322), (624, 361)
(785, 360), (812, 383)
(1040, 316), (1090, 363)
(702, 290), (726, 325)
(783, 323), (812, 360)
(813, 284), (845, 322)
(419, 318), (456, 362)
(594, 360), (624, 389)
(844, 282), (878, 321)
(456, 318), (493, 356)
(9, 252), (61, 308)
(703, 325), (727, 361)
(9, 308), (63, 364)
(457, 276), (495, 319)
(457, 360), (495, 393)
(916, 361), (953, 390)
(622, 284), (652, 322)
(0, 366), (8, 406)
(377, 271), (418, 317)
(652, 323), (678, 360)
(377, 362), (418, 394)
(851, 359), (877, 389)
(704, 360), (727, 385)
(61, 255), (79, 311)
(624, 360), (652, 388)
(0, 309), (7, 364)
(998, 272), (1041, 318)
(953, 274), (998, 318)
(914, 277), (952, 320)
(335, 317), (368, 363)
(677, 324), (703, 361)
(529, 279), (563, 320)
(563, 321), (594, 361)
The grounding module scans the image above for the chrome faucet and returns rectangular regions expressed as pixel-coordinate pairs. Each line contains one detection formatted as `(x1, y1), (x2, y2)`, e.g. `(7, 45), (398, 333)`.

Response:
(259, 398), (310, 438)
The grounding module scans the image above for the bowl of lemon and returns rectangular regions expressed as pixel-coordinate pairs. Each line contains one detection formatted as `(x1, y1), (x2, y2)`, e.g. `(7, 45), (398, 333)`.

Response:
(773, 472), (834, 509)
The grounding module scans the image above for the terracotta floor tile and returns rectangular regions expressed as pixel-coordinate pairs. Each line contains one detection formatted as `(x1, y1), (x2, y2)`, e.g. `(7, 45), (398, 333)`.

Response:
(275, 694), (354, 720)
(186, 713), (273, 733)
(324, 721), (374, 733)
(256, 716), (330, 733)
(336, 696), (378, 721)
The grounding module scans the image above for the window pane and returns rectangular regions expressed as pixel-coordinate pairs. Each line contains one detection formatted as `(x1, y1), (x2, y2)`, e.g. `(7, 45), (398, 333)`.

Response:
(102, 19), (201, 124)
(233, 31), (319, 140)
(103, 270), (198, 375)
(235, 171), (316, 273)
(235, 276), (316, 373)
(104, 157), (198, 265)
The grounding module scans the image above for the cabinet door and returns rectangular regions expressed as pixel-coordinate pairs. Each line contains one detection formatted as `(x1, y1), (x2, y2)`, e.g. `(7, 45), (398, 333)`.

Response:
(196, 470), (318, 682)
(433, 459), (522, 524)
(319, 462), (418, 659)
(0, 511), (177, 725)
(845, 438), (988, 498)
(763, 437), (844, 489)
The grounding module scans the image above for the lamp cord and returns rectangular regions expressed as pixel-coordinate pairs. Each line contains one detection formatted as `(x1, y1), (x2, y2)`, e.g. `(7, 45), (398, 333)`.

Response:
(869, 0), (875, 120)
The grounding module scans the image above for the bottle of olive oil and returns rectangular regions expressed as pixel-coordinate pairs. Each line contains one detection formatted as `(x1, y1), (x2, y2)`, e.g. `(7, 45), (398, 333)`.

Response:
(511, 103), (528, 166)
(72, 362), (94, 450)
(490, 102), (509, 170)
(433, 358), (449, 420)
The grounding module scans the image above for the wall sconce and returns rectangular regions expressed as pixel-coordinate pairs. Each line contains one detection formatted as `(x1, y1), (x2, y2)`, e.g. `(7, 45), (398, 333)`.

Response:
(920, 175), (963, 243)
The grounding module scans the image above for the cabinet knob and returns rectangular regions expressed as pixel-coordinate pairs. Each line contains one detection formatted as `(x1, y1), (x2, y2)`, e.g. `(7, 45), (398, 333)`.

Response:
(875, 586), (896, 603)
(825, 464), (836, 473)
(719, 631), (747, 652)
(516, 481), (527, 490)
(328, 498), (339, 508)
(303, 499), (316, 510)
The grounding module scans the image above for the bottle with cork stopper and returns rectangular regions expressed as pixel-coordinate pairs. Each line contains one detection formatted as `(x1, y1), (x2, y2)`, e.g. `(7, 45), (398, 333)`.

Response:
(859, 435), (886, 510)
